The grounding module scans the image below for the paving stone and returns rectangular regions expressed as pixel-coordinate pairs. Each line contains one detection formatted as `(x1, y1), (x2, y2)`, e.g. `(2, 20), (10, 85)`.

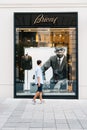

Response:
(0, 99), (87, 130)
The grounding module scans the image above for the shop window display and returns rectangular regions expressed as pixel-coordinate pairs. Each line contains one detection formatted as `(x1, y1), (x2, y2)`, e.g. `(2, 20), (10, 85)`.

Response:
(14, 13), (78, 98)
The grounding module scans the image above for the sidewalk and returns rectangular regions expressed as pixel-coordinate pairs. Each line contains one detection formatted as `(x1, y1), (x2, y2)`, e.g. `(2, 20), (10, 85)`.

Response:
(0, 98), (87, 130)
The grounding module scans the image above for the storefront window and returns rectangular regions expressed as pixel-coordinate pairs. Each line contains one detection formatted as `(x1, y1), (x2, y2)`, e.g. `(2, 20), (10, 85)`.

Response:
(14, 13), (78, 98)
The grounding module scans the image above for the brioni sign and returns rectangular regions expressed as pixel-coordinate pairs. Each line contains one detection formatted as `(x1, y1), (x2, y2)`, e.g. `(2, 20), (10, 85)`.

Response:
(33, 14), (58, 24)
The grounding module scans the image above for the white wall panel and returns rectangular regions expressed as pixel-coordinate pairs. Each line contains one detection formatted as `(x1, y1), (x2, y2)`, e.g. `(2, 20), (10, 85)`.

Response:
(0, 0), (87, 4)
(0, 5), (87, 98)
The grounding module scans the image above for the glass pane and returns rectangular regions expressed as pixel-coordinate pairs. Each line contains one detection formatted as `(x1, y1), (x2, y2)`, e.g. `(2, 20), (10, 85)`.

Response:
(15, 28), (77, 96)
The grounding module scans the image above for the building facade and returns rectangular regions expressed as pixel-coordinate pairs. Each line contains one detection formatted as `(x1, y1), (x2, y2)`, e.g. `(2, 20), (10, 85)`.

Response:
(0, 0), (87, 99)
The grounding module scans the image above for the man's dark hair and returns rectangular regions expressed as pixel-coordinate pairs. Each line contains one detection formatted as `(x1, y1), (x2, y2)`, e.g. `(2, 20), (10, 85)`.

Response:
(37, 60), (42, 65)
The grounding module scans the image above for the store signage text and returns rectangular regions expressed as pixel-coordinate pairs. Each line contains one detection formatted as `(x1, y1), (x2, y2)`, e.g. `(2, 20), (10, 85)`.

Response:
(34, 14), (58, 24)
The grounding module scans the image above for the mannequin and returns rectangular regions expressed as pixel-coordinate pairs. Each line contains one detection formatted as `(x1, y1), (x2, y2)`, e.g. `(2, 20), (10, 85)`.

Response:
(21, 53), (32, 90)
(21, 53), (32, 70)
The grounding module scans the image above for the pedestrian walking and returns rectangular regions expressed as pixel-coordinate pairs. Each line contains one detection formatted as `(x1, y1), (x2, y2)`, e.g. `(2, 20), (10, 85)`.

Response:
(32, 60), (44, 104)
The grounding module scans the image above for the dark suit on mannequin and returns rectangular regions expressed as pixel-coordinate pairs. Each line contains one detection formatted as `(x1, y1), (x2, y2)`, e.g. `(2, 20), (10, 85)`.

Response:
(42, 47), (71, 90)
(21, 54), (32, 70)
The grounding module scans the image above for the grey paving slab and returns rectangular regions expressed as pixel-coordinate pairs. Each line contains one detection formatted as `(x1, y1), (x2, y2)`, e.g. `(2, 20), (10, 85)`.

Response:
(55, 119), (67, 124)
(15, 129), (29, 130)
(0, 98), (87, 130)
(1, 128), (16, 130)
(56, 123), (69, 129)
(44, 119), (55, 123)
(30, 128), (42, 130)
(43, 128), (56, 130)
(70, 129), (83, 130)
(43, 122), (56, 128)
(68, 123), (83, 129)
(30, 122), (43, 128)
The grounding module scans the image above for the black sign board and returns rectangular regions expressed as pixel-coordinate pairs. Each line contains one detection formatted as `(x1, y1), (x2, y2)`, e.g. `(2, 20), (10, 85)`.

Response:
(14, 12), (77, 27)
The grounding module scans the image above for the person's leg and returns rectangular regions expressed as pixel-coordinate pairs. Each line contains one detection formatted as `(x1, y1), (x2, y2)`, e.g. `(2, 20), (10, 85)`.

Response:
(39, 92), (42, 102)
(33, 91), (40, 101)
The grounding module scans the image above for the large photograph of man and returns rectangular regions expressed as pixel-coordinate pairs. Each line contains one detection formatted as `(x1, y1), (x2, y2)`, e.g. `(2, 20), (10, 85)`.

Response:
(42, 46), (72, 92)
